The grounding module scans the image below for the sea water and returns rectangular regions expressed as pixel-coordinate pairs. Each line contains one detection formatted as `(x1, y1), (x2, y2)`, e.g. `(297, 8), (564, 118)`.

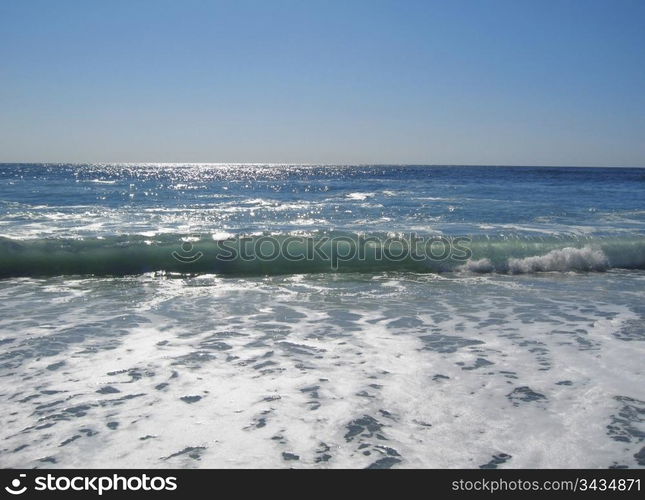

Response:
(0, 164), (643, 468)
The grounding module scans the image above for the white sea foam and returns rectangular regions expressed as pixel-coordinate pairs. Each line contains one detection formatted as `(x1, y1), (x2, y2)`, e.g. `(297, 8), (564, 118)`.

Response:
(457, 246), (611, 274)
(345, 192), (374, 201)
(1, 271), (643, 469)
(507, 246), (609, 273)
(456, 257), (495, 273)
(210, 231), (236, 240)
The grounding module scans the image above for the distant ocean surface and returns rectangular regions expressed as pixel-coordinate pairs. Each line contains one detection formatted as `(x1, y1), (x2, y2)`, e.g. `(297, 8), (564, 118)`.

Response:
(1, 164), (644, 468)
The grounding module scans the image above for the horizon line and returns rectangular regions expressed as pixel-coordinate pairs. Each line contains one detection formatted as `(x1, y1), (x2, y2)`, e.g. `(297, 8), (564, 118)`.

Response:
(1, 162), (644, 169)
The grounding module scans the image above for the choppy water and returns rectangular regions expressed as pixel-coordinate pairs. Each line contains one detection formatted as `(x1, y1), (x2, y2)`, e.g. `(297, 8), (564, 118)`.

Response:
(1, 164), (644, 468)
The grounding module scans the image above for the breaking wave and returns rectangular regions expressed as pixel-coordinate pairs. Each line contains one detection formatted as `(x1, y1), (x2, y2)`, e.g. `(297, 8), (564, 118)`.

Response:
(0, 232), (644, 278)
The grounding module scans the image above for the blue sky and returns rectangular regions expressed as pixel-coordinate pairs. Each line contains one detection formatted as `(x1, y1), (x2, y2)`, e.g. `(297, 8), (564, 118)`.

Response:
(1, 0), (644, 165)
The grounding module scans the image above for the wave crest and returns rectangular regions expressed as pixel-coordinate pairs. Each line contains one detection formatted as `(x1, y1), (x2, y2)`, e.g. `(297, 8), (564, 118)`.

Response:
(0, 233), (643, 278)
(507, 246), (609, 273)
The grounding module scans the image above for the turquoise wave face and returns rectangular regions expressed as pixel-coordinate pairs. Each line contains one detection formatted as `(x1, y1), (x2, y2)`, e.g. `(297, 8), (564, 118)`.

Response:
(1, 233), (644, 277)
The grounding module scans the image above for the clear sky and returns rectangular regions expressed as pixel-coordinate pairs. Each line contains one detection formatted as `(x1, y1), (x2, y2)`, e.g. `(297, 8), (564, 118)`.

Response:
(1, 0), (644, 166)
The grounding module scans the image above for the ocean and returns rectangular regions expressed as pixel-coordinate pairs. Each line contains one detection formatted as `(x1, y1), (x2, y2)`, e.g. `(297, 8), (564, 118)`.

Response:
(0, 164), (644, 468)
